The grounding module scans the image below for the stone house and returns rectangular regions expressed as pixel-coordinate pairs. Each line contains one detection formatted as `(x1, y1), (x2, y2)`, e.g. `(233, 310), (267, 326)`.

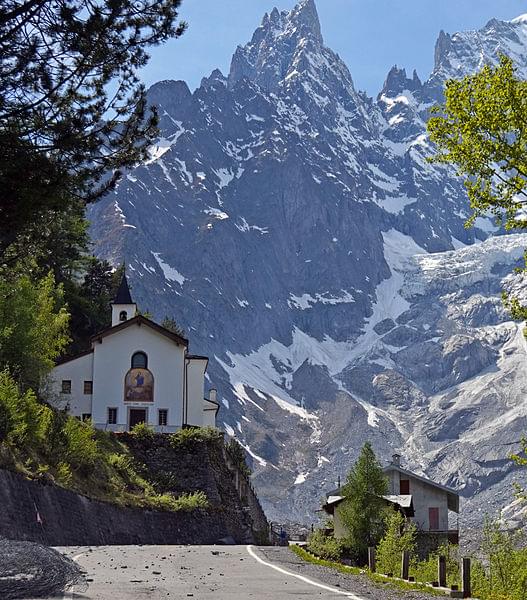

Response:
(45, 273), (219, 432)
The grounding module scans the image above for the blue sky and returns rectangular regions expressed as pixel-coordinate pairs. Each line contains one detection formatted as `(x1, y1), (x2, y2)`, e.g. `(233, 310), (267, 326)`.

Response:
(142, 0), (527, 96)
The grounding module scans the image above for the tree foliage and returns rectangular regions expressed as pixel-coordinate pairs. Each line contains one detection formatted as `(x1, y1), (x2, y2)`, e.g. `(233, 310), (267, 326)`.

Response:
(376, 510), (417, 576)
(428, 55), (527, 231)
(428, 55), (527, 323)
(0, 0), (185, 256)
(339, 442), (388, 564)
(0, 269), (70, 389)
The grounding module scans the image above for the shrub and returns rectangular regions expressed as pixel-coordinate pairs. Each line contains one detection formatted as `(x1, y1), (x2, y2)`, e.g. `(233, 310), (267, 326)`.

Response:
(376, 510), (417, 576)
(412, 543), (460, 587)
(170, 427), (222, 448)
(226, 438), (251, 477)
(173, 491), (209, 512)
(471, 519), (527, 600)
(0, 369), (49, 446)
(307, 529), (344, 561)
(56, 462), (73, 486)
(130, 421), (155, 441)
(62, 417), (100, 472)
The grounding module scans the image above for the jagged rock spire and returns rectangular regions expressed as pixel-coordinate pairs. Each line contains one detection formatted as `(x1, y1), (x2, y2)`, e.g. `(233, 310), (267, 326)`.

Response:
(228, 0), (323, 91)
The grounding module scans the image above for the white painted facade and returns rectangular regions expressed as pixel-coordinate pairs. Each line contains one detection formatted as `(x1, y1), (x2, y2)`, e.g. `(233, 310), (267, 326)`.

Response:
(45, 276), (219, 432)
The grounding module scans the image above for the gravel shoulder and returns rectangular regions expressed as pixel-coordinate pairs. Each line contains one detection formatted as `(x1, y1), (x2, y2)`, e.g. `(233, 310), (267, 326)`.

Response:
(256, 546), (441, 600)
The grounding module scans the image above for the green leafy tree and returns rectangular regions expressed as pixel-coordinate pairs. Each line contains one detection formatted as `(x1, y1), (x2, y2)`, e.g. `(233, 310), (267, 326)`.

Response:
(428, 55), (527, 231)
(428, 55), (527, 321)
(376, 510), (417, 576)
(0, 0), (186, 258)
(0, 269), (70, 389)
(339, 442), (388, 564)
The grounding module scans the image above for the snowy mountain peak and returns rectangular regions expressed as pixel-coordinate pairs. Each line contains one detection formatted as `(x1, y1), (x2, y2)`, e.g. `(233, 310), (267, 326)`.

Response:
(429, 15), (527, 93)
(510, 14), (527, 25)
(228, 0), (323, 91)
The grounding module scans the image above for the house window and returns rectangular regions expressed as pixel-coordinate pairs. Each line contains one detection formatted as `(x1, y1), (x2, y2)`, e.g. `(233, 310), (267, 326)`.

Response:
(158, 409), (168, 427)
(61, 380), (71, 394)
(131, 351), (148, 369)
(119, 310), (128, 322)
(400, 479), (410, 495)
(83, 381), (93, 395)
(429, 507), (439, 531)
(82, 413), (92, 422)
(107, 407), (118, 425)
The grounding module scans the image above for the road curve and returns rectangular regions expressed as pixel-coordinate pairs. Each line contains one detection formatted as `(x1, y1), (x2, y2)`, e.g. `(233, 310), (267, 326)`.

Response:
(57, 544), (361, 599)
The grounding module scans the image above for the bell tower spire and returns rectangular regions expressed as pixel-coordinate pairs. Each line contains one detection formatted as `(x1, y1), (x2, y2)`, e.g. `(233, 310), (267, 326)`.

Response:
(111, 267), (137, 326)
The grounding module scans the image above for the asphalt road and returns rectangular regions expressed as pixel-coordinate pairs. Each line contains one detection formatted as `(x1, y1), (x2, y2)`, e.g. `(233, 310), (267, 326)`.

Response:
(57, 545), (363, 599)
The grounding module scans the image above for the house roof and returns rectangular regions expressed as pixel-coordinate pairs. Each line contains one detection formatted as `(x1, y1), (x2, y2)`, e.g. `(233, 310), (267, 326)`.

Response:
(91, 315), (189, 347)
(383, 464), (459, 513)
(383, 494), (413, 508)
(113, 271), (134, 304)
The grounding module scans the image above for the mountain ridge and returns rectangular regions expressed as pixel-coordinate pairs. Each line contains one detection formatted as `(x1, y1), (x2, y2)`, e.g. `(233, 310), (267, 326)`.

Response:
(88, 2), (527, 524)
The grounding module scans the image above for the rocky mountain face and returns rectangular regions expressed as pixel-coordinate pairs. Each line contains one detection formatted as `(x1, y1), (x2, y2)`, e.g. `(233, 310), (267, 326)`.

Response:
(89, 0), (527, 525)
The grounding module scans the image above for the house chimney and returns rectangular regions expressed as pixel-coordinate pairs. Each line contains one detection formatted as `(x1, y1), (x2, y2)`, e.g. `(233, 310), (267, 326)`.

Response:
(392, 453), (401, 466)
(209, 388), (217, 403)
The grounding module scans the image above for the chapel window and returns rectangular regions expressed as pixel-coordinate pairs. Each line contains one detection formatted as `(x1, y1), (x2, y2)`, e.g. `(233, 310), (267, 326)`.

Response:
(131, 351), (148, 369)
(83, 381), (93, 395)
(61, 380), (72, 394)
(119, 310), (128, 322)
(107, 407), (118, 425)
(158, 409), (168, 427)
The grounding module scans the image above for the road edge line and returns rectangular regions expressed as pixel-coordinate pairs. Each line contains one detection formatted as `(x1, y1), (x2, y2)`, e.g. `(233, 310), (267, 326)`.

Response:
(246, 545), (366, 599)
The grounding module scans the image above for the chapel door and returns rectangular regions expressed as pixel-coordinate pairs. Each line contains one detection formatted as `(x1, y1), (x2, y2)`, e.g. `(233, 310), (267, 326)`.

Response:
(429, 507), (439, 530)
(129, 409), (147, 430)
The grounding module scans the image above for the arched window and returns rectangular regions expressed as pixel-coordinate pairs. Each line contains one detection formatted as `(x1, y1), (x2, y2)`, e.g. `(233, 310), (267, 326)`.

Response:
(131, 351), (148, 369)
(119, 310), (128, 322)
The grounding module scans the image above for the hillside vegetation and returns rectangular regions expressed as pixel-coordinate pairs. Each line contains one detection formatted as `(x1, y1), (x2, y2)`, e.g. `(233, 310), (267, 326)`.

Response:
(0, 370), (209, 512)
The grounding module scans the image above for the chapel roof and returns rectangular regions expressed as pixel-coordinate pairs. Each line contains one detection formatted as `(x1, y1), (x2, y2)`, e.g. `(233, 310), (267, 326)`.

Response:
(113, 270), (133, 304)
(92, 314), (189, 347)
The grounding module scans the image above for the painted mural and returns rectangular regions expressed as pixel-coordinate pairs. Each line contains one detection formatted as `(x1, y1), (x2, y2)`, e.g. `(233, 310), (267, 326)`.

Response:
(124, 368), (154, 403)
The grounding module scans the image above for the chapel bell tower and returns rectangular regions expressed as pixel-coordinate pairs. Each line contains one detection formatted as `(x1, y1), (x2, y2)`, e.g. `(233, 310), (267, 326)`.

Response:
(111, 270), (137, 326)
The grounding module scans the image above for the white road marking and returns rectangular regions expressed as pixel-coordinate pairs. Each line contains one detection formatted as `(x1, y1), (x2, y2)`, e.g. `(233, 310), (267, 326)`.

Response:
(246, 545), (366, 599)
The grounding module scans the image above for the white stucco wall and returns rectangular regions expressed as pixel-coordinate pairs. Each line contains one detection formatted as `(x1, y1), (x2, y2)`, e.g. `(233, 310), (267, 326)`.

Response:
(203, 403), (217, 428)
(186, 358), (207, 427)
(111, 302), (136, 327)
(47, 353), (94, 416)
(91, 323), (185, 431)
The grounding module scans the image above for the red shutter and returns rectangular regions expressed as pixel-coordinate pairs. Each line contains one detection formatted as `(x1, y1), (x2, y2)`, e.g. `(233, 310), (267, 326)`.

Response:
(399, 479), (410, 495)
(429, 507), (439, 530)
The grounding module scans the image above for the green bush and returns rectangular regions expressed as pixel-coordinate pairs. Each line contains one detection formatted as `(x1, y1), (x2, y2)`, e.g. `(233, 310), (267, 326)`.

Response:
(62, 417), (100, 472)
(170, 427), (222, 448)
(130, 421), (155, 441)
(471, 520), (527, 600)
(173, 491), (209, 512)
(307, 529), (344, 561)
(411, 543), (460, 587)
(0, 369), (49, 445)
(376, 510), (417, 576)
(225, 438), (251, 477)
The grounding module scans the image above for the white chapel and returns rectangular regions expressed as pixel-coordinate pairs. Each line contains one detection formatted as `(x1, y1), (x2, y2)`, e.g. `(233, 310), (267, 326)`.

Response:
(47, 273), (219, 432)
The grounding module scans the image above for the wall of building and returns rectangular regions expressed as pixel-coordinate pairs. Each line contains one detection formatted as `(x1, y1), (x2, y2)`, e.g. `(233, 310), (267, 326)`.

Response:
(387, 469), (449, 531)
(186, 359), (207, 427)
(47, 353), (94, 416)
(91, 324), (185, 431)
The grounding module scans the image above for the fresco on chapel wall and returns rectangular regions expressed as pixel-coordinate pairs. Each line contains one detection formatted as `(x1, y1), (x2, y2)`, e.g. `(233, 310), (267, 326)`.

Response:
(124, 368), (154, 403)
